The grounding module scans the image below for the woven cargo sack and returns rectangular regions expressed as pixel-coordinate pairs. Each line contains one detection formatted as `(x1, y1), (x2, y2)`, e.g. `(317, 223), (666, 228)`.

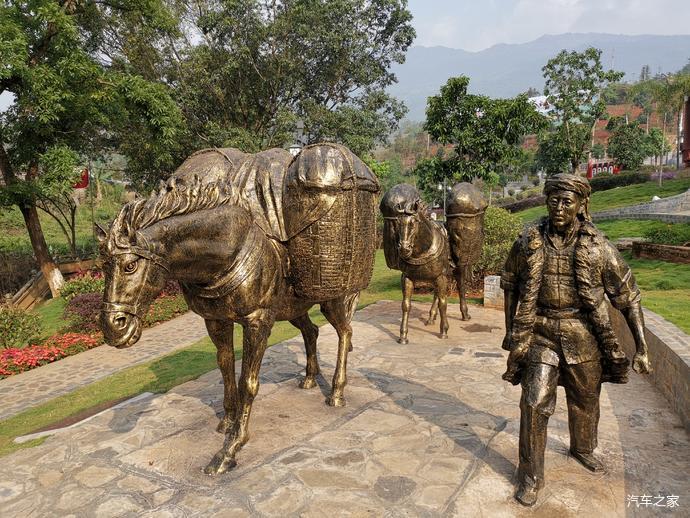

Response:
(445, 183), (488, 266)
(284, 144), (380, 300)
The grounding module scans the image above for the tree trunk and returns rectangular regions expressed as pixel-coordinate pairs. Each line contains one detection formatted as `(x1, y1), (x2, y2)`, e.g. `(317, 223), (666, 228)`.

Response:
(0, 146), (64, 297)
(19, 204), (64, 297)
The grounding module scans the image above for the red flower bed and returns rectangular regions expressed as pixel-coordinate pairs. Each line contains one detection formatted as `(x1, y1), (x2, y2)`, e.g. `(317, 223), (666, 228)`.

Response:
(0, 333), (101, 379)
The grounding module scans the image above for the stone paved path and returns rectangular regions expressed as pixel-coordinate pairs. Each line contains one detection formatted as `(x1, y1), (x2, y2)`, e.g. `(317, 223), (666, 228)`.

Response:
(1, 301), (687, 517)
(0, 311), (206, 420)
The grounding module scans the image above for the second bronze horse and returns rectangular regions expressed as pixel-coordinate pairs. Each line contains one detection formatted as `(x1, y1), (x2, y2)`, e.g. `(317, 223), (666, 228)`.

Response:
(381, 184), (451, 343)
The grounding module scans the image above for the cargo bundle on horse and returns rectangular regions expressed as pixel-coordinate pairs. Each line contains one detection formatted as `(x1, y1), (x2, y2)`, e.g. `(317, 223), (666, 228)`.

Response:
(98, 143), (379, 474)
(380, 184), (451, 344)
(444, 183), (487, 320)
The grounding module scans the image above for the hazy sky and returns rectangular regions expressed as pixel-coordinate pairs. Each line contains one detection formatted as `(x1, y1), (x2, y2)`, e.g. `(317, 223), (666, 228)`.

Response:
(408, 0), (690, 52)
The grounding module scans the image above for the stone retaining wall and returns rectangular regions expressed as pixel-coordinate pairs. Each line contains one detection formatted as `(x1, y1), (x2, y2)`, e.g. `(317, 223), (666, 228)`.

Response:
(610, 306), (690, 431)
(592, 188), (690, 223)
(632, 242), (690, 263)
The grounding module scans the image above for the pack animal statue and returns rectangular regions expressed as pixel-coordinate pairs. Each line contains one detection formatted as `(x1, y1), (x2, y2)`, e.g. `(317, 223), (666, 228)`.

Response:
(444, 182), (487, 321)
(98, 144), (379, 474)
(380, 184), (451, 344)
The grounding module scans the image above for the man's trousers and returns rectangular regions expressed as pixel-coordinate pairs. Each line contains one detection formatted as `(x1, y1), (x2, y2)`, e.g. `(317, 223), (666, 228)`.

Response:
(518, 359), (602, 488)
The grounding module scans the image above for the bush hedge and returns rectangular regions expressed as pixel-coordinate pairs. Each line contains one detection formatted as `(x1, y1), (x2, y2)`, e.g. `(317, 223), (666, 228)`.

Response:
(589, 171), (649, 193)
(475, 207), (523, 277)
(0, 305), (42, 349)
(643, 224), (690, 246)
(60, 270), (105, 300)
(501, 195), (546, 213)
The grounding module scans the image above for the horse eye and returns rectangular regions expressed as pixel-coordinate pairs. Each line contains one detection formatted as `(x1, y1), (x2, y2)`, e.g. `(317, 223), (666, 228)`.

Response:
(123, 260), (138, 274)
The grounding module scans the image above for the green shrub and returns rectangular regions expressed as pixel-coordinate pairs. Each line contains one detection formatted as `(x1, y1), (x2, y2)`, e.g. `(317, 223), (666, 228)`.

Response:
(0, 305), (42, 349)
(61, 271), (105, 300)
(475, 207), (524, 277)
(589, 171), (649, 193)
(643, 224), (690, 246)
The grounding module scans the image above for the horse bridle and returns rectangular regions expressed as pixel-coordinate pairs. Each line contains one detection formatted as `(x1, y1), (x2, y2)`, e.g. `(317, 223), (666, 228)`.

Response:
(102, 234), (170, 318)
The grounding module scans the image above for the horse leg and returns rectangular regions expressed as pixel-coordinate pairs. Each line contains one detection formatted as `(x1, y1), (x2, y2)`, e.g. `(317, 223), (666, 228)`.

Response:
(321, 296), (352, 407)
(204, 309), (274, 475)
(434, 274), (449, 339)
(344, 292), (359, 352)
(205, 319), (237, 434)
(399, 274), (414, 344)
(426, 293), (439, 326)
(455, 264), (471, 321)
(290, 313), (320, 389)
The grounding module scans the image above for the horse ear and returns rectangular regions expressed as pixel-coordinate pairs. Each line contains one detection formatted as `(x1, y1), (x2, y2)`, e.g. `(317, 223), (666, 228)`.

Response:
(94, 223), (107, 243)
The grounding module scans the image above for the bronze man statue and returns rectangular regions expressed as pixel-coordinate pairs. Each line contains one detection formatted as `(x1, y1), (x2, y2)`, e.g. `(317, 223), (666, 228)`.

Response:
(500, 173), (651, 506)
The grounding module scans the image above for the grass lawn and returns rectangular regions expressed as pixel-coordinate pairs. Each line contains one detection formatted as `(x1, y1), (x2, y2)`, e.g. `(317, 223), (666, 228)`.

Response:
(0, 193), (123, 258)
(595, 219), (688, 241)
(33, 297), (68, 339)
(0, 250), (478, 457)
(517, 177), (690, 223)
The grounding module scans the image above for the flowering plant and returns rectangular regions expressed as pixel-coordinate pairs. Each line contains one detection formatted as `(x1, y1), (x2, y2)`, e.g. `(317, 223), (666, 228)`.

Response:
(0, 333), (100, 379)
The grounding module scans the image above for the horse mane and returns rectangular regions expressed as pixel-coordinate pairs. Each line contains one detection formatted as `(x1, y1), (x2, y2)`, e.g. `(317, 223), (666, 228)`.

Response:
(108, 175), (251, 249)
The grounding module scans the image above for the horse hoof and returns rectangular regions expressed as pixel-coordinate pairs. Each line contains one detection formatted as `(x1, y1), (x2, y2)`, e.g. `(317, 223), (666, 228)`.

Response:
(425, 319), (435, 326)
(398, 337), (409, 345)
(300, 377), (317, 389)
(461, 314), (471, 321)
(326, 395), (346, 407)
(204, 453), (237, 475)
(440, 333), (448, 339)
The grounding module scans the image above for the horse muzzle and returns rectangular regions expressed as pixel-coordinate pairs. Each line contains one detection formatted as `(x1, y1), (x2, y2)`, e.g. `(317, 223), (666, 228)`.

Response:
(101, 310), (143, 348)
(399, 242), (413, 259)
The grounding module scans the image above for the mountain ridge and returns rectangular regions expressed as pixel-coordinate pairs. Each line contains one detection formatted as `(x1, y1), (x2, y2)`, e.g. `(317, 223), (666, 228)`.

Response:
(390, 33), (690, 121)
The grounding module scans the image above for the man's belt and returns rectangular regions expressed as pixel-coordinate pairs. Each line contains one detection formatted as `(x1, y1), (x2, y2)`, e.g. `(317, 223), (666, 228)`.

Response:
(537, 307), (584, 319)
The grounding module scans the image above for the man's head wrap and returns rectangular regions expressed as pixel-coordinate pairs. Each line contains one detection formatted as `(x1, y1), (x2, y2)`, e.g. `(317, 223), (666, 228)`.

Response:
(543, 173), (592, 221)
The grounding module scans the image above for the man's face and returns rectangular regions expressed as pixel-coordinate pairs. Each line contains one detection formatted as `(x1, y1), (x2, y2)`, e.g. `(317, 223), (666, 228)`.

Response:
(546, 190), (582, 231)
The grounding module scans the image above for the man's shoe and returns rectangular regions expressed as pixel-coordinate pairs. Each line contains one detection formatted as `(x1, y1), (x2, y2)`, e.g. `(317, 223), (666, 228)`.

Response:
(570, 449), (606, 473)
(515, 483), (539, 507)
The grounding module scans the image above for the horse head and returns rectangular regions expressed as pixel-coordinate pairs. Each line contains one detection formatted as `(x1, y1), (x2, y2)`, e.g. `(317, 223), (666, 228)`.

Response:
(96, 214), (169, 349)
(380, 184), (426, 261)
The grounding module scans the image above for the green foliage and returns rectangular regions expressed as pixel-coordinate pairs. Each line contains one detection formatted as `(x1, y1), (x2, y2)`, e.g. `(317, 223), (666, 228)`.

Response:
(172, 0), (415, 165)
(643, 225), (690, 246)
(475, 207), (523, 276)
(0, 305), (42, 349)
(606, 122), (647, 170)
(591, 143), (606, 159)
(60, 272), (105, 301)
(422, 76), (546, 185)
(535, 128), (573, 175)
(589, 171), (649, 192)
(541, 47), (624, 171)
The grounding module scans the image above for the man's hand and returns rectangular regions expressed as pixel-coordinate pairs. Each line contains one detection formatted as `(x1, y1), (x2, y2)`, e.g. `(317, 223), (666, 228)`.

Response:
(632, 352), (652, 374)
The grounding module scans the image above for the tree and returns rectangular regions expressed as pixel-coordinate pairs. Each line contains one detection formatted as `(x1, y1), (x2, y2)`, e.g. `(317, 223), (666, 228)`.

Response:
(535, 129), (572, 175)
(640, 64), (651, 82)
(0, 1), (184, 296)
(418, 76), (546, 195)
(541, 47), (624, 172)
(607, 121), (647, 170)
(591, 143), (606, 159)
(167, 0), (415, 177)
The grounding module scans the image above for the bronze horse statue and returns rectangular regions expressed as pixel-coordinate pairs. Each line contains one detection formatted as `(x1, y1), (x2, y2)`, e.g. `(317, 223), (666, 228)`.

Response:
(380, 184), (451, 344)
(98, 145), (379, 475)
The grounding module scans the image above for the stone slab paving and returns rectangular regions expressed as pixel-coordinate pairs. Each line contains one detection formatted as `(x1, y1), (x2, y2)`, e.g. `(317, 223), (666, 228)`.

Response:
(0, 311), (207, 420)
(0, 301), (687, 517)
